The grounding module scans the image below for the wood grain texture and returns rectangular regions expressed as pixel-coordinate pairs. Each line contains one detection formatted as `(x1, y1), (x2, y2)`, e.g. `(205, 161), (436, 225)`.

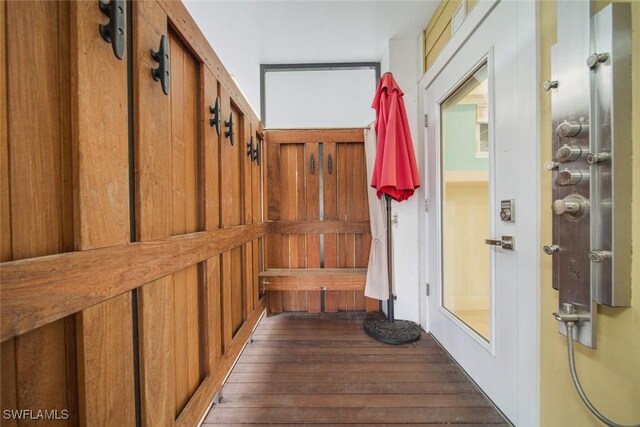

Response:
(267, 220), (370, 234)
(133, 2), (176, 424)
(260, 269), (366, 292)
(265, 129), (365, 144)
(3, 2), (77, 423)
(204, 314), (507, 425)
(176, 299), (266, 427)
(1, 223), (267, 341)
(70, 2), (135, 424)
(0, 0), (10, 264)
(169, 29), (204, 416)
(202, 69), (220, 231)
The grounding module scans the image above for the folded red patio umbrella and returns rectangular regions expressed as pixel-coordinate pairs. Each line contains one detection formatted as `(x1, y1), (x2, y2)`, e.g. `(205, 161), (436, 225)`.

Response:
(364, 72), (422, 345)
(371, 72), (420, 201)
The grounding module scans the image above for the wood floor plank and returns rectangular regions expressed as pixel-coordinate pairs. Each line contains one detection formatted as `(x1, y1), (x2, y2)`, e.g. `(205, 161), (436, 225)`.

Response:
(205, 407), (506, 424)
(237, 354), (450, 364)
(227, 371), (467, 384)
(215, 394), (491, 408)
(222, 382), (479, 396)
(232, 362), (459, 374)
(240, 346), (446, 356)
(205, 314), (507, 425)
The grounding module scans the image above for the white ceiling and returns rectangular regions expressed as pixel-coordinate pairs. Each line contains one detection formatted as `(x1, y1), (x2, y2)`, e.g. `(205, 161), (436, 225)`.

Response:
(184, 1), (439, 117)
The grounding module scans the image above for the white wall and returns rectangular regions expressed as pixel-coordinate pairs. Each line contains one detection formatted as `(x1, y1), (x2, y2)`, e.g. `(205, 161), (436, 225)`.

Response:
(379, 39), (421, 323)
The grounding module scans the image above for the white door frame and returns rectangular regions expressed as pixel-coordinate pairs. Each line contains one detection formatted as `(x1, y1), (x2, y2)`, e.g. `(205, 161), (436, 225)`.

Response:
(416, 1), (540, 425)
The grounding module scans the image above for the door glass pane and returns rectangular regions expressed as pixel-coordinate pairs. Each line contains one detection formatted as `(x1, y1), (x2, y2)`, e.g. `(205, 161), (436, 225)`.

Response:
(440, 63), (491, 342)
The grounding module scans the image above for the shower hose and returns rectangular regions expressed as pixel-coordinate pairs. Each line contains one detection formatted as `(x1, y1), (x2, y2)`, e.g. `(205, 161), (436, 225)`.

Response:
(563, 321), (640, 427)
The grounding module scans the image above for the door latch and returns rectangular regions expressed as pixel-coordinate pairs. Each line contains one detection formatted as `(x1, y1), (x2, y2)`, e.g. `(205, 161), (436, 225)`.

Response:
(485, 236), (515, 250)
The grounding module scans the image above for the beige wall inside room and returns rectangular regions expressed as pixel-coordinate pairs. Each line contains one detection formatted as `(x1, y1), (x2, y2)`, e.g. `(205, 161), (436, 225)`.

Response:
(539, 1), (640, 425)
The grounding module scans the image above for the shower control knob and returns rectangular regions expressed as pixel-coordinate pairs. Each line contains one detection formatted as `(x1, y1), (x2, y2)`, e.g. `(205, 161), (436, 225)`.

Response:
(557, 169), (585, 186)
(556, 144), (583, 162)
(543, 245), (560, 255)
(556, 121), (582, 138)
(544, 161), (559, 171)
(587, 52), (609, 69)
(542, 80), (558, 91)
(586, 152), (611, 165)
(552, 194), (588, 219)
(588, 250), (612, 263)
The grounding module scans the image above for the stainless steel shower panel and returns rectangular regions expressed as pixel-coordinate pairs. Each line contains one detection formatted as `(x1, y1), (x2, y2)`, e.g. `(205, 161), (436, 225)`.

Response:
(589, 3), (632, 307)
(550, 1), (595, 348)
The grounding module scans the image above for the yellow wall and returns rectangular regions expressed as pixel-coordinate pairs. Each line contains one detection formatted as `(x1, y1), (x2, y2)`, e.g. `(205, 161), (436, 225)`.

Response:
(423, 0), (477, 72)
(539, 1), (640, 425)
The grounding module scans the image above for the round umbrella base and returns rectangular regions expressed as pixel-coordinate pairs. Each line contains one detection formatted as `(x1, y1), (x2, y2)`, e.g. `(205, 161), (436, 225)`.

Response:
(363, 318), (421, 345)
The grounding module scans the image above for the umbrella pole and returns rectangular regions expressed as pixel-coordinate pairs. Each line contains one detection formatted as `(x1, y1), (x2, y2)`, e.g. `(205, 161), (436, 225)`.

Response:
(362, 195), (421, 345)
(386, 195), (395, 322)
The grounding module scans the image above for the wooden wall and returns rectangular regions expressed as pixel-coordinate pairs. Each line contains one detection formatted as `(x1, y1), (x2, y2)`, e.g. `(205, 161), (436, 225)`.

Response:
(265, 130), (376, 314)
(1, 1), (264, 426)
(423, 0), (478, 72)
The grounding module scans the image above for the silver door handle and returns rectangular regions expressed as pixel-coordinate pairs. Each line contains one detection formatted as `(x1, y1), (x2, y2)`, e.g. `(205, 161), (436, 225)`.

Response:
(485, 236), (515, 250)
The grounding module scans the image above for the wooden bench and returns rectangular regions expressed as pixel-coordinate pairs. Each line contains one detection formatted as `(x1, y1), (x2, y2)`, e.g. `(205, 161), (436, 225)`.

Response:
(259, 268), (367, 292)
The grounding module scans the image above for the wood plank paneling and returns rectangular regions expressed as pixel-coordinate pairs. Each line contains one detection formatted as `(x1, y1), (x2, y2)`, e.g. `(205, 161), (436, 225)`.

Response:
(71, 0), (135, 423)
(134, 1), (176, 424)
(169, 29), (204, 415)
(1, 224), (266, 342)
(3, 2), (77, 424)
(265, 129), (365, 144)
(305, 143), (321, 313)
(0, 0), (9, 264)
(204, 314), (508, 426)
(324, 141), (339, 313)
(268, 220), (369, 234)
(2, 1), (265, 426)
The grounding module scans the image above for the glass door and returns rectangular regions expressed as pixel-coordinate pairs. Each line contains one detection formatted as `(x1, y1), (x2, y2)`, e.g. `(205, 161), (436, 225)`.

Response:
(440, 64), (491, 342)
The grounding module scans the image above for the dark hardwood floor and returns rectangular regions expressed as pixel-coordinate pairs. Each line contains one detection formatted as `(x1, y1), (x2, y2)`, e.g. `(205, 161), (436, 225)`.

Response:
(203, 312), (509, 426)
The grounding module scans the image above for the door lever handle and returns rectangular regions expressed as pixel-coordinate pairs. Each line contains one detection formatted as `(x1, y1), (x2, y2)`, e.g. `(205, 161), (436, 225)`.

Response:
(485, 236), (515, 250)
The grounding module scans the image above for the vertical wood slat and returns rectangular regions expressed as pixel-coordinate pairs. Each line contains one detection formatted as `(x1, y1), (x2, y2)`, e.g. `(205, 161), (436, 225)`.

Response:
(221, 96), (246, 351)
(266, 140), (284, 313)
(169, 30), (203, 416)
(134, 1), (176, 424)
(323, 143), (339, 312)
(0, 3), (16, 423)
(203, 69), (222, 371)
(306, 143), (322, 313)
(243, 120), (254, 318)
(3, 2), (89, 425)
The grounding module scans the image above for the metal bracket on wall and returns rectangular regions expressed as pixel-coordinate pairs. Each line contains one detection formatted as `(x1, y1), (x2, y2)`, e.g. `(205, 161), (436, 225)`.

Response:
(151, 35), (170, 95)
(209, 96), (221, 135)
(225, 112), (234, 145)
(98, 0), (126, 60)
